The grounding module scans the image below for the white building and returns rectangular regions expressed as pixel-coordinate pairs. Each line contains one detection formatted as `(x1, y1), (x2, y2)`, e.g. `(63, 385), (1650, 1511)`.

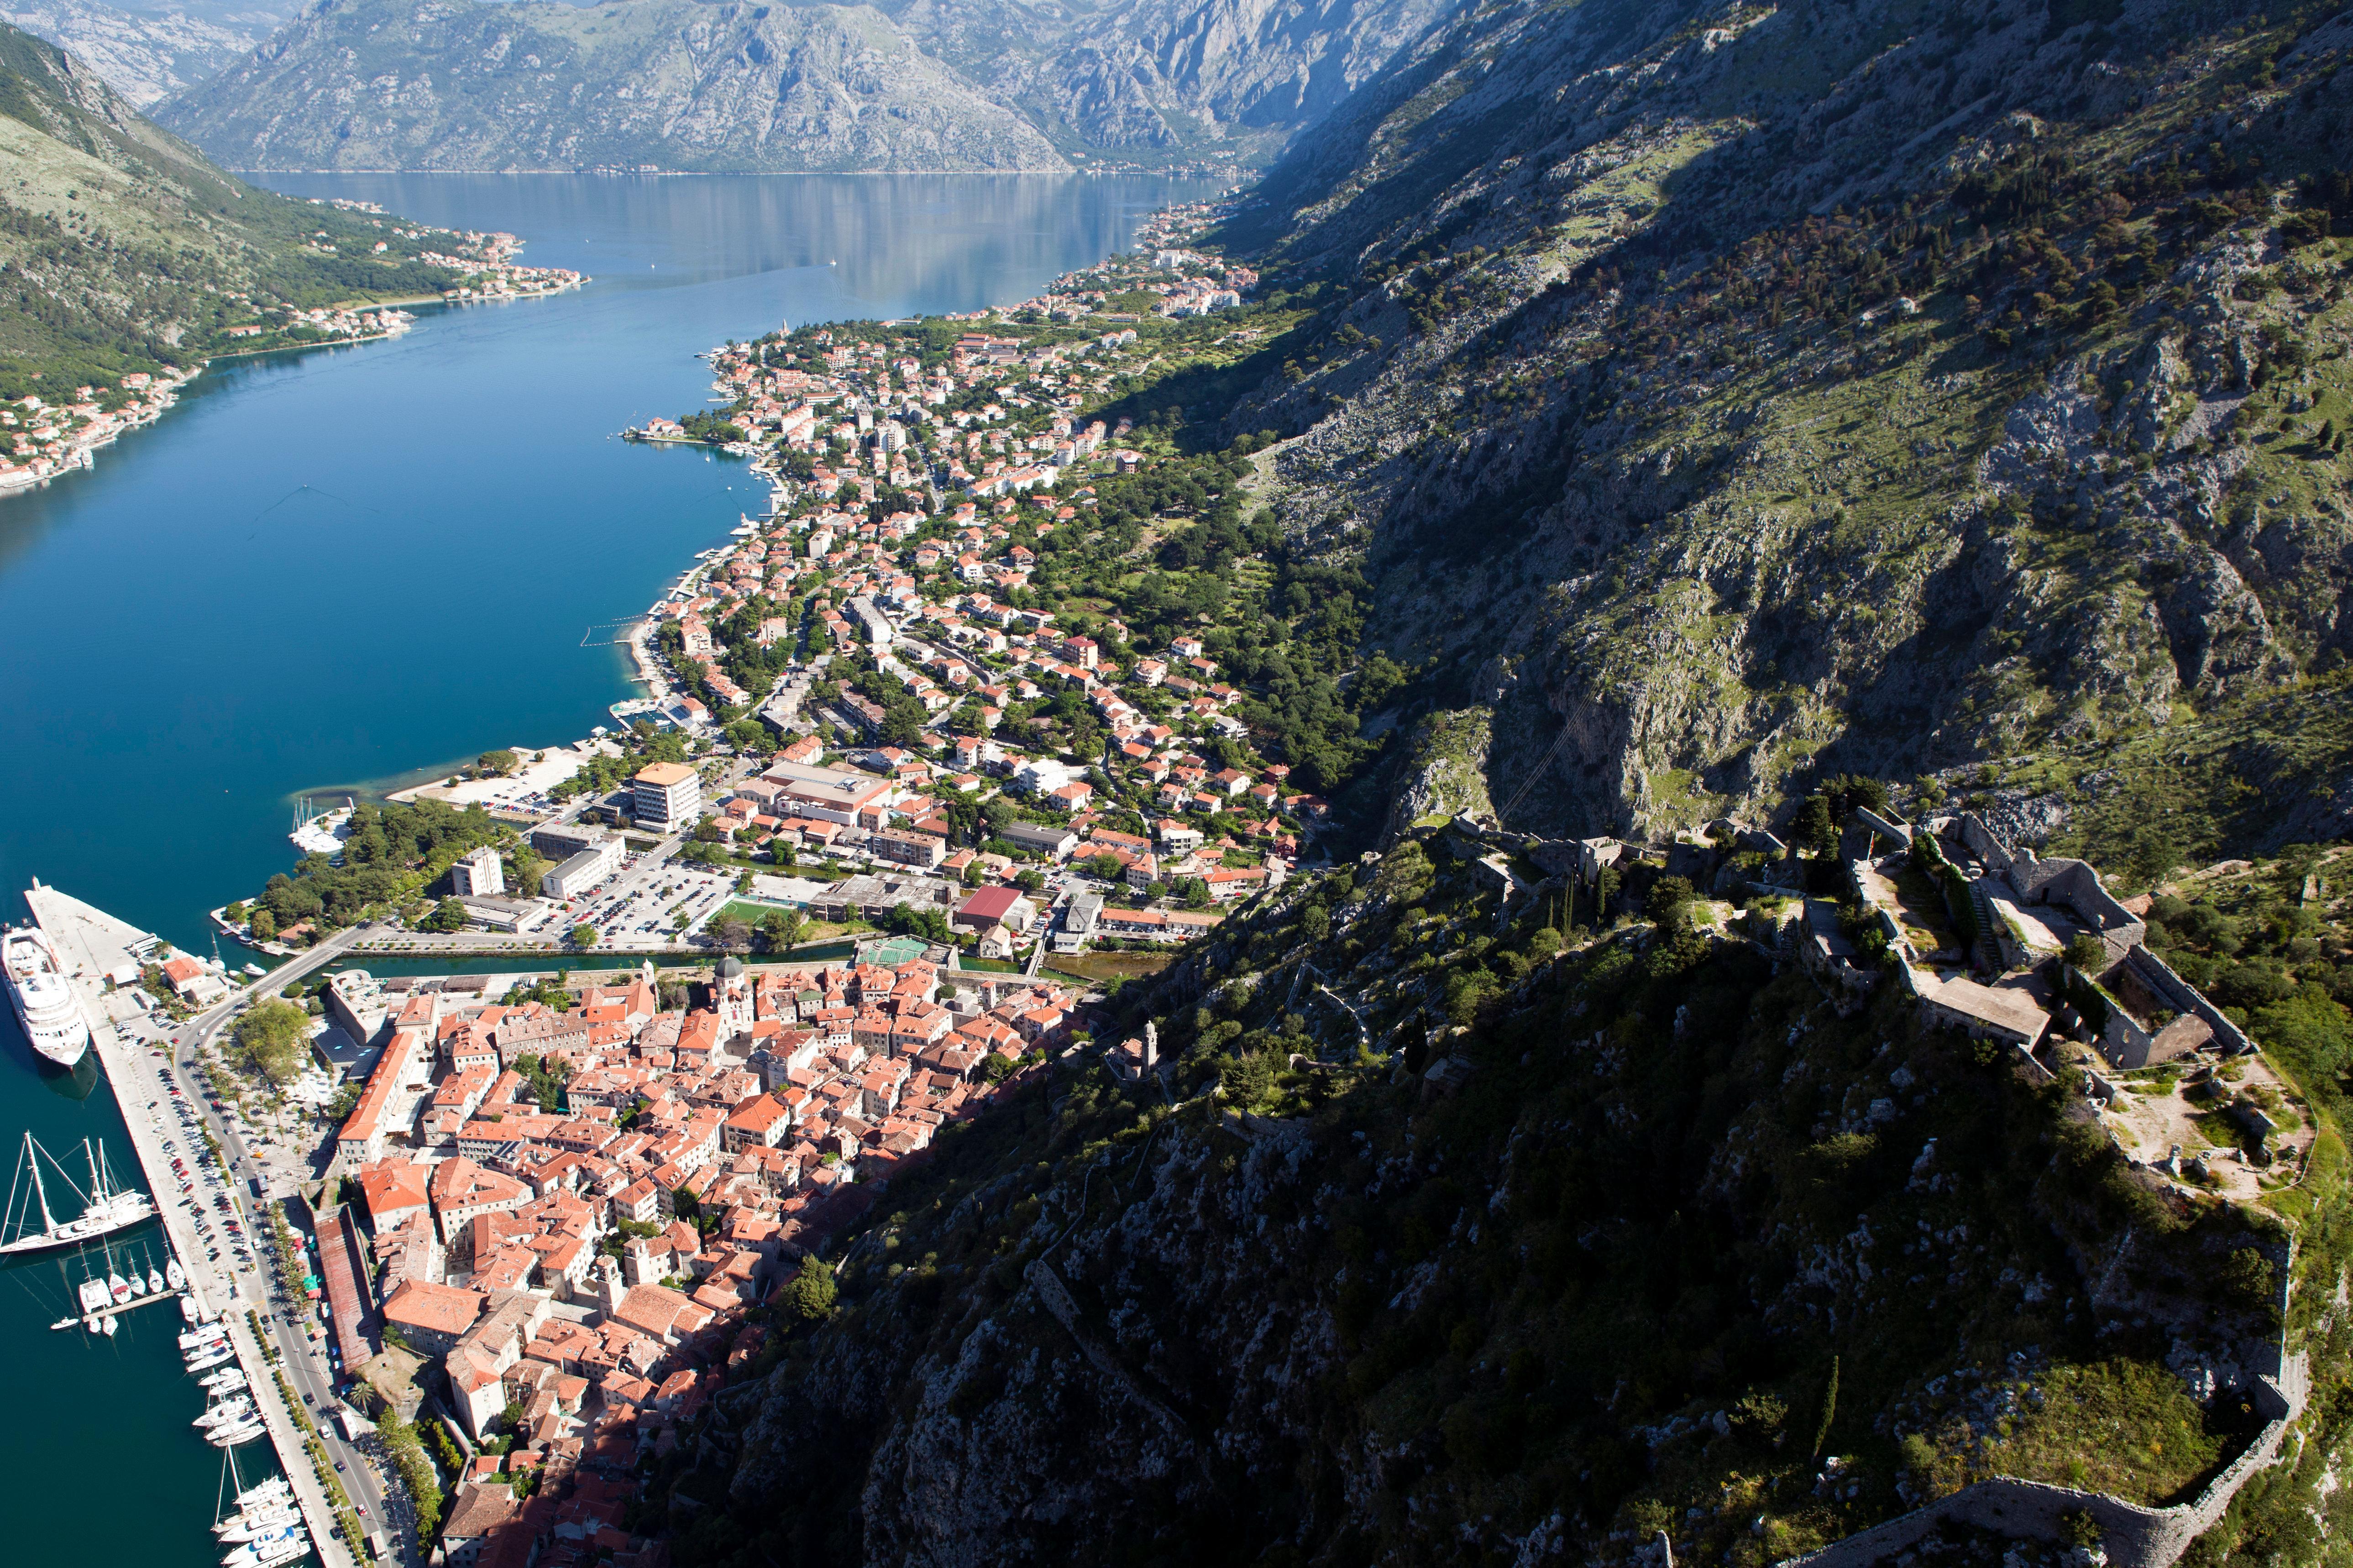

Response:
(633, 762), (701, 832)
(541, 837), (626, 900)
(450, 845), (504, 898)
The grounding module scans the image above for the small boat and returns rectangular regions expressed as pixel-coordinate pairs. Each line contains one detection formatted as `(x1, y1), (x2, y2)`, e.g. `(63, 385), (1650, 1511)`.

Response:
(107, 1266), (129, 1306)
(187, 1349), (235, 1374)
(127, 1265), (147, 1298)
(222, 1527), (308, 1568)
(49, 1316), (75, 1331)
(167, 1257), (188, 1290)
(180, 1295), (199, 1324)
(101, 1314), (116, 1337)
(180, 1326), (228, 1349)
(217, 1507), (299, 1544)
(77, 1273), (108, 1313)
(83, 1314), (100, 1334)
(207, 1416), (267, 1448)
(147, 1260), (165, 1295)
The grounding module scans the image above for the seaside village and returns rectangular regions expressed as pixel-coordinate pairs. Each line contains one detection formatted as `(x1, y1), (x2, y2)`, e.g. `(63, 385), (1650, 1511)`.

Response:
(0, 369), (194, 489)
(321, 945), (1085, 1567)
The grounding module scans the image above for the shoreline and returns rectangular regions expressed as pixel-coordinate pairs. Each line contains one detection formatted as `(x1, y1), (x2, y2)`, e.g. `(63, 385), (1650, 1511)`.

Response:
(0, 247), (585, 503)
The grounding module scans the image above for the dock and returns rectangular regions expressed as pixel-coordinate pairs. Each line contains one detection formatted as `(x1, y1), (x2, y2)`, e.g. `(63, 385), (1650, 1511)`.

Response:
(29, 883), (361, 1568)
(56, 1287), (193, 1327)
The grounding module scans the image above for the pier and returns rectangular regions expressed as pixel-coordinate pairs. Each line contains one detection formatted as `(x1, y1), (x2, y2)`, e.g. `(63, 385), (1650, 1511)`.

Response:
(55, 1286), (193, 1327)
(30, 884), (362, 1568)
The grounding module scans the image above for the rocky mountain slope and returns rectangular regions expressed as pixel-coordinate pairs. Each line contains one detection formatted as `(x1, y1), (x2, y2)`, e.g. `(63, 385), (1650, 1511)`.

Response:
(1150, 0), (2353, 855)
(152, 0), (1462, 172)
(880, 0), (1460, 164)
(0, 20), (472, 394)
(667, 824), (2353, 1568)
(0, 0), (263, 105)
(156, 0), (1071, 172)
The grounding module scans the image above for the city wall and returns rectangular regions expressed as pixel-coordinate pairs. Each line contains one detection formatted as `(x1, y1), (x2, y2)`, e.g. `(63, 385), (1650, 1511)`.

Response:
(1781, 1350), (2307, 1568)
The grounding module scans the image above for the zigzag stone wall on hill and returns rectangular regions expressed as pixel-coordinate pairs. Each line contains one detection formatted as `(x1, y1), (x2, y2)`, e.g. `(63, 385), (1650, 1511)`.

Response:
(1779, 1349), (2308, 1568)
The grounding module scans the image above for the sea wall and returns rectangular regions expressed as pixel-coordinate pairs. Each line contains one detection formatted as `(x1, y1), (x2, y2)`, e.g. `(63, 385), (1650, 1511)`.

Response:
(1780, 1352), (2307, 1568)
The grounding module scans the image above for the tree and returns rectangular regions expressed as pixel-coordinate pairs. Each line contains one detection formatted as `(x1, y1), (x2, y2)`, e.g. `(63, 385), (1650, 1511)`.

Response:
(1645, 876), (1696, 926)
(233, 999), (309, 1087)
(425, 897), (469, 933)
(780, 1256), (837, 1321)
(478, 749), (519, 776)
(248, 909), (278, 943)
(571, 923), (598, 948)
(1793, 794), (1839, 859)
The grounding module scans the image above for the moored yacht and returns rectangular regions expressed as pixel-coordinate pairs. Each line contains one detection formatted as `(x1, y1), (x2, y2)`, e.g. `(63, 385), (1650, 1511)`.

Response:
(2, 917), (91, 1068)
(0, 1133), (155, 1256)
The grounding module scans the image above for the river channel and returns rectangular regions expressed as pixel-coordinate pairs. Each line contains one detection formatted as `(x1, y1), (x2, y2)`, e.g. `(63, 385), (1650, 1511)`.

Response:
(0, 169), (1214, 1567)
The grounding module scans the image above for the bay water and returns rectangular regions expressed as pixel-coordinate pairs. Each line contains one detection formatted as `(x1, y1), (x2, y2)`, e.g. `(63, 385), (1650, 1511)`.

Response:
(0, 170), (1213, 1566)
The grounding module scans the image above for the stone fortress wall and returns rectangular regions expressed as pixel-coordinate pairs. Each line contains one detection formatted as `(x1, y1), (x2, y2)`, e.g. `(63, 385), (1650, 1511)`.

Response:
(1782, 1345), (2306, 1568)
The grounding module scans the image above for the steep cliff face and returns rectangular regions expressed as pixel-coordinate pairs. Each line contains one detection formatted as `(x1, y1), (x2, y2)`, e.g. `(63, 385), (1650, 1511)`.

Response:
(156, 0), (1072, 171)
(1190, 0), (2353, 844)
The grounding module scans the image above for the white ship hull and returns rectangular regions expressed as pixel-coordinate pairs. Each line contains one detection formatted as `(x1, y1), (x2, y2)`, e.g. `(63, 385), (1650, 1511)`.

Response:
(3, 923), (91, 1068)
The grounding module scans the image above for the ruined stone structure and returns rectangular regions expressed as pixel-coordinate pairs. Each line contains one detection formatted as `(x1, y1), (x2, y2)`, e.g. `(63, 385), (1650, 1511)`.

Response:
(1782, 1345), (2308, 1568)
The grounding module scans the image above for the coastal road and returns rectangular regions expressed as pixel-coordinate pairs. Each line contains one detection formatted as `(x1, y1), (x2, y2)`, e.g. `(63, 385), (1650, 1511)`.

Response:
(155, 930), (409, 1561)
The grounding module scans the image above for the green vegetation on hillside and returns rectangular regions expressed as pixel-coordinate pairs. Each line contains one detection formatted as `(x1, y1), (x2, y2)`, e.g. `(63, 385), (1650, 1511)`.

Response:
(0, 22), (464, 397)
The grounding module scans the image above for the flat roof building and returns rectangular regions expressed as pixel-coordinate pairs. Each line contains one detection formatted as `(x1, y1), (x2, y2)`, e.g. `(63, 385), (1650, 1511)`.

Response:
(634, 762), (702, 833)
(542, 836), (626, 900)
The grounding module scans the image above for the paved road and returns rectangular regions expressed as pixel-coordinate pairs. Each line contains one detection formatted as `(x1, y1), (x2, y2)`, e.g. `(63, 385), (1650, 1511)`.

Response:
(156, 929), (415, 1563)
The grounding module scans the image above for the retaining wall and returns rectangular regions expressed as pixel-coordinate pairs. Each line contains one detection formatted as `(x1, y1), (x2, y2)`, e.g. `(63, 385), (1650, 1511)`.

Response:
(1781, 1353), (2307, 1568)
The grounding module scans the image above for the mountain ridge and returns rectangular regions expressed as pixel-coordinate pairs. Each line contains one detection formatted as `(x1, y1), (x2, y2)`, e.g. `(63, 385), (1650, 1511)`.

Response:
(156, 0), (1074, 173)
(149, 0), (1465, 172)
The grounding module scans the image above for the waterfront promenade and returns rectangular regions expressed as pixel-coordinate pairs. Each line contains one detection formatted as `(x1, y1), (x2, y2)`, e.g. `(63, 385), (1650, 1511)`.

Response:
(32, 885), (366, 1568)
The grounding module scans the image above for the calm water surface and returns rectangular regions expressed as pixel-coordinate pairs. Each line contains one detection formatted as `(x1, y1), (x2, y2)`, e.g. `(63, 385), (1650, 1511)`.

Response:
(0, 171), (1214, 1567)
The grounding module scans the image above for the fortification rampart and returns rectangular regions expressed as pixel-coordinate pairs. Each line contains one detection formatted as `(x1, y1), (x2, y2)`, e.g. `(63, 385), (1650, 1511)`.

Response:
(1780, 1351), (2307, 1568)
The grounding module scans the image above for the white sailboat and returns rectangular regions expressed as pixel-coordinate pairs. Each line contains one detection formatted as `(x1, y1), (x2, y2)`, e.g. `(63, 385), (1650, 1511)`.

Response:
(195, 1397), (254, 1429)
(100, 1314), (116, 1337)
(167, 1255), (188, 1291)
(236, 1477), (293, 1509)
(187, 1348), (235, 1374)
(0, 1132), (155, 1255)
(207, 1417), (267, 1448)
(76, 1265), (108, 1315)
(181, 1295), (200, 1324)
(146, 1249), (165, 1296)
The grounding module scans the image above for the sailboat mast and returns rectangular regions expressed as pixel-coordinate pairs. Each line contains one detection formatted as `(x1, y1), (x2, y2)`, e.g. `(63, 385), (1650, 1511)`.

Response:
(27, 1131), (55, 1233)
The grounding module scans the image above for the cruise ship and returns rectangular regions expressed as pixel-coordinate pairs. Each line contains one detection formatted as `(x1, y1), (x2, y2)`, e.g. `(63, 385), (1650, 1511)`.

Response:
(2, 920), (91, 1067)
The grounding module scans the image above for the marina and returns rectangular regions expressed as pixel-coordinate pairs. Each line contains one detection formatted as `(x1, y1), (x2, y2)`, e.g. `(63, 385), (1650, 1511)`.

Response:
(22, 881), (355, 1568)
